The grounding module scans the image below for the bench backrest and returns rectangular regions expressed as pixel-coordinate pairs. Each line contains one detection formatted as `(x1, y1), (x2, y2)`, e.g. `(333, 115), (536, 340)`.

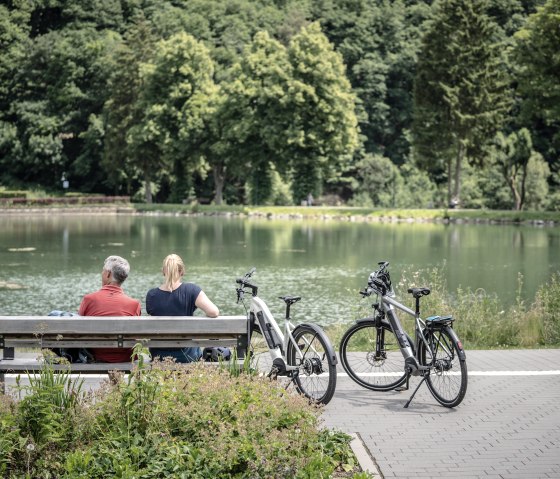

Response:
(0, 315), (248, 351)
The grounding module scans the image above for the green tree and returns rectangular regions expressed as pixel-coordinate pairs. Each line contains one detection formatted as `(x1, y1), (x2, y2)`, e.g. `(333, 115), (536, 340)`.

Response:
(103, 20), (157, 196)
(490, 128), (546, 210)
(131, 32), (217, 203)
(413, 0), (510, 205)
(513, 0), (560, 169)
(310, 0), (433, 163)
(216, 25), (359, 205)
(285, 22), (359, 203)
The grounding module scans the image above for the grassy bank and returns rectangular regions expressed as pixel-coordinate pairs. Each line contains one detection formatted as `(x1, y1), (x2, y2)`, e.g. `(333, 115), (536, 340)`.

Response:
(1, 199), (559, 224)
(327, 267), (560, 350)
(132, 203), (560, 225)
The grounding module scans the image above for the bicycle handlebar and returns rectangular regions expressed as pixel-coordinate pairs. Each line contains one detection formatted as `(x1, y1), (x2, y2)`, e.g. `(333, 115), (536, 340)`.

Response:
(236, 267), (258, 301)
(361, 261), (392, 297)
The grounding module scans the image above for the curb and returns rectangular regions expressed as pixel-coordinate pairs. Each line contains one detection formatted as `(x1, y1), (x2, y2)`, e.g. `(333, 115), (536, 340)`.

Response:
(350, 432), (383, 478)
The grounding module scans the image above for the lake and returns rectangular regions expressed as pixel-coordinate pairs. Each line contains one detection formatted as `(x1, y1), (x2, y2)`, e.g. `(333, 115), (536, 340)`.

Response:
(1, 214), (559, 326)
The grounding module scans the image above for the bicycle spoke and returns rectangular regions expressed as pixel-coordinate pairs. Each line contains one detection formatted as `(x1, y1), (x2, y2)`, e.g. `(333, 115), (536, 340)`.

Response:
(422, 328), (467, 407)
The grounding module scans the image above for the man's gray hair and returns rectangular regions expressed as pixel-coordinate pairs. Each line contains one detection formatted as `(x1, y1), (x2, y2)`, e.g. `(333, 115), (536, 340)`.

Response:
(103, 255), (130, 285)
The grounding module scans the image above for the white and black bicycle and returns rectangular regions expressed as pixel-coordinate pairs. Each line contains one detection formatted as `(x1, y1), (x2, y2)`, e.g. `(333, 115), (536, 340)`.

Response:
(235, 267), (337, 405)
(340, 261), (468, 408)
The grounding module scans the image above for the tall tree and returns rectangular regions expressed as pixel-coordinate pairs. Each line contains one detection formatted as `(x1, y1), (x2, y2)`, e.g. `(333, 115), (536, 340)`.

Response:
(413, 0), (510, 204)
(310, 0), (433, 163)
(103, 20), (157, 196)
(513, 0), (560, 170)
(130, 32), (217, 203)
(491, 128), (544, 210)
(214, 25), (359, 205)
(285, 22), (359, 203)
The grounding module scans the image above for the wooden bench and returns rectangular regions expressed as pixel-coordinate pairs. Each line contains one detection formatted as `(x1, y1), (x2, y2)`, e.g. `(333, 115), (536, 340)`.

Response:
(0, 315), (248, 393)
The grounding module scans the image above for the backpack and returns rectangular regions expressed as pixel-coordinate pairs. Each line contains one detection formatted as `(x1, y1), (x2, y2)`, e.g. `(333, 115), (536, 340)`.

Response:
(47, 310), (94, 363)
(202, 346), (231, 362)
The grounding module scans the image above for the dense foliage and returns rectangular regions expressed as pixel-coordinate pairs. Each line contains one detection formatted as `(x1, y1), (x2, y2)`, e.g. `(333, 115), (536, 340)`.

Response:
(0, 0), (557, 209)
(0, 352), (368, 478)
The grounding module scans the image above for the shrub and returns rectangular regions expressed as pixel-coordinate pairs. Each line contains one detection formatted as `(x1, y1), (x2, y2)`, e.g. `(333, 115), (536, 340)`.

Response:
(535, 273), (560, 344)
(1, 350), (368, 478)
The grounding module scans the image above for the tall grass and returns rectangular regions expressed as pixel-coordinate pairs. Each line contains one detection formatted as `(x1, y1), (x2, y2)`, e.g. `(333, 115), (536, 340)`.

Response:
(328, 266), (560, 349)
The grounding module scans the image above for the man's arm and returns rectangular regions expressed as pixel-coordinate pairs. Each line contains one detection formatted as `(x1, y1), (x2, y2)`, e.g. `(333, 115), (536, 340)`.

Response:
(78, 296), (90, 316)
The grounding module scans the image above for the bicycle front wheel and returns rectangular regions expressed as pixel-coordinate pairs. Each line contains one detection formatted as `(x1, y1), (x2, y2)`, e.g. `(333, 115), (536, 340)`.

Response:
(419, 327), (467, 408)
(339, 320), (409, 391)
(247, 325), (274, 375)
(287, 324), (337, 405)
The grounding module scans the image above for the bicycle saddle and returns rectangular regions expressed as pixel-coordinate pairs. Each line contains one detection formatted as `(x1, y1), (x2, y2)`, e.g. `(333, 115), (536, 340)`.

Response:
(407, 287), (431, 298)
(279, 295), (301, 305)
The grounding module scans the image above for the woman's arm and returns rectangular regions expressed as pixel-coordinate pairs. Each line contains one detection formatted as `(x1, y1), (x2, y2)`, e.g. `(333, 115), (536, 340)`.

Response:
(195, 291), (219, 317)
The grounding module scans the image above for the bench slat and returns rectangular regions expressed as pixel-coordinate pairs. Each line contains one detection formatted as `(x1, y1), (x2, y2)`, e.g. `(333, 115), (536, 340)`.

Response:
(0, 316), (247, 335)
(3, 338), (241, 348)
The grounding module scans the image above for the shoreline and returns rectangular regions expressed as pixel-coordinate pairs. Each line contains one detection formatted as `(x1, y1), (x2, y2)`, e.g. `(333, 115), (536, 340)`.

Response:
(0, 204), (558, 226)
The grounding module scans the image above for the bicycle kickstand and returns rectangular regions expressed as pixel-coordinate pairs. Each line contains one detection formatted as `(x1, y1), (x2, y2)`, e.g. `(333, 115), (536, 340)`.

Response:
(403, 376), (426, 408)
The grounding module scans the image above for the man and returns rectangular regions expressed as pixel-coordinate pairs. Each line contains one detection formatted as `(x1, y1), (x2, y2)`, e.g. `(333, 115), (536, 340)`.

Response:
(79, 255), (141, 362)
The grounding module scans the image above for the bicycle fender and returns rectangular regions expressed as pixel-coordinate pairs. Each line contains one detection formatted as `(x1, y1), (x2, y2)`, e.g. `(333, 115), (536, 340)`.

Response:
(296, 323), (338, 365)
(445, 326), (466, 361)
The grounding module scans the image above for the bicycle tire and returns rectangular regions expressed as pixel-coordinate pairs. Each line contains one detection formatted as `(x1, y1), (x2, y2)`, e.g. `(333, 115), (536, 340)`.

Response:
(339, 320), (411, 391)
(419, 326), (467, 408)
(287, 324), (337, 405)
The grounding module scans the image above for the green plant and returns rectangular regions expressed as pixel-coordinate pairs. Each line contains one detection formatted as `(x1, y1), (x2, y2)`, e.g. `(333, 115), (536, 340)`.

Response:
(535, 273), (560, 344)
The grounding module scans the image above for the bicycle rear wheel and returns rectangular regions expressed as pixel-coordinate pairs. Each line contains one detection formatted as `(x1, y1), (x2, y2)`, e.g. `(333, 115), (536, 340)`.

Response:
(419, 327), (467, 408)
(339, 320), (410, 391)
(287, 324), (337, 405)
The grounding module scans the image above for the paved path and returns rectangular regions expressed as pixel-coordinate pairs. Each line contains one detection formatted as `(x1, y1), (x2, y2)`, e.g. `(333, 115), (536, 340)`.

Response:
(322, 349), (560, 479)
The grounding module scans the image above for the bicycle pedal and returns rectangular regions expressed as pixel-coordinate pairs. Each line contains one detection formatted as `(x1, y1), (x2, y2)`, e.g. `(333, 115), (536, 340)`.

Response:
(394, 386), (408, 392)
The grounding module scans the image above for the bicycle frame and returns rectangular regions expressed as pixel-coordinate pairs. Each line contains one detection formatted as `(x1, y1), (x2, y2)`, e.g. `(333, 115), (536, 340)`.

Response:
(382, 294), (434, 359)
(249, 295), (306, 372)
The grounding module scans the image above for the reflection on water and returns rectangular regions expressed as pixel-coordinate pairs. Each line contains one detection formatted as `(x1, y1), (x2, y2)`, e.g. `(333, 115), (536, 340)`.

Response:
(1, 214), (559, 324)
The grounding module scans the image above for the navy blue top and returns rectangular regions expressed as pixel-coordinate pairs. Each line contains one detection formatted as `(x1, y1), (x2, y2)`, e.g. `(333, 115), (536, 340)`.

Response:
(146, 282), (202, 316)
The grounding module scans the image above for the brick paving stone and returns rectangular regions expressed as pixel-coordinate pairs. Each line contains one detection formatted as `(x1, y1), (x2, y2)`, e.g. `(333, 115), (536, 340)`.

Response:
(323, 349), (560, 479)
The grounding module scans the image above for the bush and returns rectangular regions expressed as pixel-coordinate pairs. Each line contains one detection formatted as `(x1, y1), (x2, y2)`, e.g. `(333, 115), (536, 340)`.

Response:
(1, 349), (368, 478)
(535, 273), (560, 344)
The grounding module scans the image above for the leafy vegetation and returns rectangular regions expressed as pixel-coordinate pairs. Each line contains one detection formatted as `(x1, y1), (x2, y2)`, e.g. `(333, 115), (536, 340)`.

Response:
(1, 346), (368, 478)
(328, 266), (560, 350)
(0, 0), (557, 209)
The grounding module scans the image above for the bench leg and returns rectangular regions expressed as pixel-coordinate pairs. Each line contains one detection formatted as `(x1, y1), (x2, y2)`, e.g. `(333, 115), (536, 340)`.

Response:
(0, 372), (4, 395)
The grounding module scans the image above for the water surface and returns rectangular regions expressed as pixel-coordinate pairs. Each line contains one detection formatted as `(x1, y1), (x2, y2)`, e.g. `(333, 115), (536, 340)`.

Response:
(1, 214), (559, 326)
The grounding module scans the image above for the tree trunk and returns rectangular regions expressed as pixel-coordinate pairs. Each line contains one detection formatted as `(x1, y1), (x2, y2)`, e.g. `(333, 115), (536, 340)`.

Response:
(453, 141), (464, 203)
(447, 156), (452, 206)
(508, 174), (521, 211)
(519, 162), (529, 211)
(213, 163), (225, 206)
(144, 168), (152, 204)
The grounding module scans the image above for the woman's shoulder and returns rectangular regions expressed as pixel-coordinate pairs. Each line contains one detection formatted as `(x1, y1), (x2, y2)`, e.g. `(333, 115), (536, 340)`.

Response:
(181, 282), (202, 295)
(146, 287), (165, 298)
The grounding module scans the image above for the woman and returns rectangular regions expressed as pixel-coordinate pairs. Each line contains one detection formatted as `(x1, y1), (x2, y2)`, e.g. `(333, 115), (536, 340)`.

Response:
(146, 254), (219, 363)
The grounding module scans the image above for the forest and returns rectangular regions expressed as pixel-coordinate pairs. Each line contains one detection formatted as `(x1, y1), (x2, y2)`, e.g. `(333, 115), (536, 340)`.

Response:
(0, 0), (558, 209)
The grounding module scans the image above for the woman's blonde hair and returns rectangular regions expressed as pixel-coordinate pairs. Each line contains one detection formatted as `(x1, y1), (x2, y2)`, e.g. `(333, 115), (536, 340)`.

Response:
(162, 254), (185, 291)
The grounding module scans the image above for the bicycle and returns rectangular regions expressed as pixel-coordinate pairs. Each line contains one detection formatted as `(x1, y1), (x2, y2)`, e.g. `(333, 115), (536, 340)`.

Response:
(235, 267), (337, 405)
(339, 261), (467, 408)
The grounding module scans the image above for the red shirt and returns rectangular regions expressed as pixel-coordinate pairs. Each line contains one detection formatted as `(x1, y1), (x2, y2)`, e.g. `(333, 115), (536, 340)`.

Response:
(79, 284), (141, 362)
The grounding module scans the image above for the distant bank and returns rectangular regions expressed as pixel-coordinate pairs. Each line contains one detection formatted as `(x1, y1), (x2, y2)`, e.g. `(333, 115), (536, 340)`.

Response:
(1, 203), (559, 226)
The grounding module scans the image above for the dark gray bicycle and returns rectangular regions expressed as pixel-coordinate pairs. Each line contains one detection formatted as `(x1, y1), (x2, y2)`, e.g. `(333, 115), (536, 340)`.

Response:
(340, 261), (467, 408)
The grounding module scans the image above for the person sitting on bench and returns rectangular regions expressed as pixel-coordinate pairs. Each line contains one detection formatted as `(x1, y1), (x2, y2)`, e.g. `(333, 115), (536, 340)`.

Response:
(79, 255), (141, 362)
(146, 253), (219, 363)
